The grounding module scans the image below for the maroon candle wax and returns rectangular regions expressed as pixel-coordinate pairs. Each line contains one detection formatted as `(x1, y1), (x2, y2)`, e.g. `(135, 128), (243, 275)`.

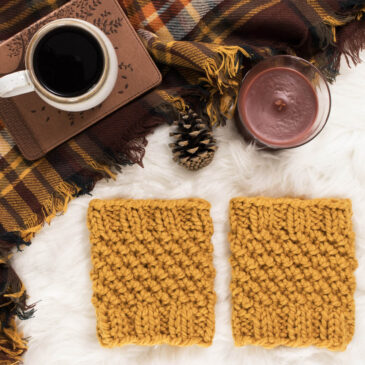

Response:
(238, 67), (318, 147)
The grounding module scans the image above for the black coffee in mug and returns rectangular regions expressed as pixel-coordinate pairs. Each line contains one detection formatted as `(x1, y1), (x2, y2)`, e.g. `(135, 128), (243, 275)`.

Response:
(33, 25), (105, 98)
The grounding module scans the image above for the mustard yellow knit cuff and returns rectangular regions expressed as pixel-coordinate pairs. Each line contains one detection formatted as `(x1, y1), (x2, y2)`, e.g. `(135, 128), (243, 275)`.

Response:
(229, 197), (357, 351)
(87, 198), (216, 347)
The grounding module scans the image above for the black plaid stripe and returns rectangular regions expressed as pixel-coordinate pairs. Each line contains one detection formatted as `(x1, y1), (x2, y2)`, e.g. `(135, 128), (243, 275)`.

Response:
(0, 196), (24, 228)
(0, 158), (43, 219)
(0, 0), (69, 40)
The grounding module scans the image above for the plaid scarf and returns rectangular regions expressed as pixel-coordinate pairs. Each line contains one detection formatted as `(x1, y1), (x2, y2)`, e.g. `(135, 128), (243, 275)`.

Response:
(1, 0), (365, 363)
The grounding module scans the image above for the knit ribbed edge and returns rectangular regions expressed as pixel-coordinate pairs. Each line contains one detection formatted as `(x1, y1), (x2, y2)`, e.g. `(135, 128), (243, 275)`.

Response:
(233, 307), (355, 351)
(89, 197), (211, 210)
(230, 197), (352, 210)
(96, 303), (215, 347)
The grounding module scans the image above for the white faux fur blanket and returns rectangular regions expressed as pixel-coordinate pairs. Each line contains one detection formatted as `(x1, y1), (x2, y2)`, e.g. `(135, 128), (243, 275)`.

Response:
(12, 54), (365, 365)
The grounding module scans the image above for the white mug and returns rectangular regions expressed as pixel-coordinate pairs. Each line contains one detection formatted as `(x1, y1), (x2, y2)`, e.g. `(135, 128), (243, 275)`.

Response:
(0, 18), (118, 112)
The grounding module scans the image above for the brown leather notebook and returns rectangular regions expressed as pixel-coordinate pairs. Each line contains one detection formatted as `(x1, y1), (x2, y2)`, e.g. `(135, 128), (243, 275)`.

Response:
(0, 0), (162, 160)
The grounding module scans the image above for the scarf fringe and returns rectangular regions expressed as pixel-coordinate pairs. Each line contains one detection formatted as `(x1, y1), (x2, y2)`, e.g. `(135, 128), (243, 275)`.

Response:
(21, 161), (114, 242)
(0, 259), (34, 365)
(199, 46), (249, 126)
(0, 319), (27, 365)
(139, 29), (250, 127)
(313, 8), (365, 80)
(335, 10), (365, 68)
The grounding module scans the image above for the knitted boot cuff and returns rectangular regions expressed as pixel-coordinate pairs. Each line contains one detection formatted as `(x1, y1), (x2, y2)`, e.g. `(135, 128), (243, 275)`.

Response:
(87, 198), (216, 347)
(229, 197), (357, 351)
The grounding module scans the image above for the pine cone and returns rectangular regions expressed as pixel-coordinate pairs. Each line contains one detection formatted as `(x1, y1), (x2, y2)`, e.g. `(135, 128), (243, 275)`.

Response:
(169, 107), (217, 170)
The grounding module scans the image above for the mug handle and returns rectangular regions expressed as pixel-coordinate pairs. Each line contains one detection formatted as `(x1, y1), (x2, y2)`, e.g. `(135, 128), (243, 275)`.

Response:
(0, 70), (35, 98)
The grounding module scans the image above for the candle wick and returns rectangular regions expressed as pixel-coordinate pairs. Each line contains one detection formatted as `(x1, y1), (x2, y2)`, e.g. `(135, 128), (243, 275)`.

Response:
(274, 99), (286, 112)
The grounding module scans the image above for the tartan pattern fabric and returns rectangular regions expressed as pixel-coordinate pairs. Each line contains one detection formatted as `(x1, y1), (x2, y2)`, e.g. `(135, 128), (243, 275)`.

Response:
(122, 0), (365, 123)
(0, 2), (168, 363)
(1, 0), (365, 363)
(0, 0), (68, 41)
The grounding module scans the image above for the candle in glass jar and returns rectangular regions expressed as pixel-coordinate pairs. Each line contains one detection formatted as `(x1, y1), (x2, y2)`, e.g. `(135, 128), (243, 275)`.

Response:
(237, 66), (319, 148)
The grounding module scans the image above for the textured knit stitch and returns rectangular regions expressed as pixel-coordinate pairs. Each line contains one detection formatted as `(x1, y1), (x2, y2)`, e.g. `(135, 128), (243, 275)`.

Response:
(87, 198), (216, 347)
(229, 197), (357, 351)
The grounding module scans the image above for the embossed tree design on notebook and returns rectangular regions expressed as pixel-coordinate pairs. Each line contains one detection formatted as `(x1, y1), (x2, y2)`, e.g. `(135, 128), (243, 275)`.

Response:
(0, 0), (161, 160)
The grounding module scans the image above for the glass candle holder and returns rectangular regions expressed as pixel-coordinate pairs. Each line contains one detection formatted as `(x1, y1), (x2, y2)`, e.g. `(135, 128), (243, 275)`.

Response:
(235, 55), (331, 149)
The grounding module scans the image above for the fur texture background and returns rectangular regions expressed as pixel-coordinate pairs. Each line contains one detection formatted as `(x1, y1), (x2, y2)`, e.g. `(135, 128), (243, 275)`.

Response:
(12, 55), (365, 365)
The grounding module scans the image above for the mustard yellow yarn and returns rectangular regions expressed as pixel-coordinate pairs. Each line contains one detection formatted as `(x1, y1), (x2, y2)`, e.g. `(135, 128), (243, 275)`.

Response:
(87, 198), (216, 347)
(229, 197), (357, 351)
